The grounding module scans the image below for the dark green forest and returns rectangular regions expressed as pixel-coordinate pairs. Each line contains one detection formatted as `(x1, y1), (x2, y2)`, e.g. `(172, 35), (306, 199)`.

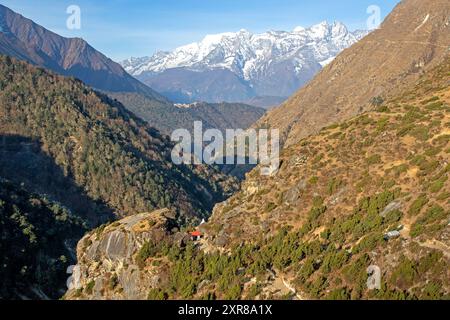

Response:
(0, 178), (86, 299)
(0, 55), (236, 298)
(0, 55), (236, 223)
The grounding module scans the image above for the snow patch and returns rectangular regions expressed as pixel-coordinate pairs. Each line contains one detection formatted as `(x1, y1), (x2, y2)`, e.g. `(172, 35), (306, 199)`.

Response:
(174, 102), (200, 109)
(415, 14), (430, 32)
(319, 56), (336, 67)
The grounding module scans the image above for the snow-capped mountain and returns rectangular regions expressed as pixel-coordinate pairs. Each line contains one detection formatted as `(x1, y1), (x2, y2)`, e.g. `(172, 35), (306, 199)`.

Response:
(122, 21), (368, 107)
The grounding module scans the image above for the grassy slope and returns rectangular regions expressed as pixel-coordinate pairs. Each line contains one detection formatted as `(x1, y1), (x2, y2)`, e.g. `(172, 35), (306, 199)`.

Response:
(102, 56), (450, 300)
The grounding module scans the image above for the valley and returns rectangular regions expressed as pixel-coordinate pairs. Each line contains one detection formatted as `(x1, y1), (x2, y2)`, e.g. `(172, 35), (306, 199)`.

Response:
(0, 0), (448, 302)
(0, 55), (237, 298)
(66, 53), (450, 300)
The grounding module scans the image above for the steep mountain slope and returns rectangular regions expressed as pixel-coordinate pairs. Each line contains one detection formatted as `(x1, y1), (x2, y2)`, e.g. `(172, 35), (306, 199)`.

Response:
(0, 4), (166, 101)
(0, 55), (236, 224)
(108, 92), (265, 135)
(136, 68), (255, 104)
(244, 96), (288, 110)
(0, 178), (86, 299)
(257, 0), (450, 147)
(122, 22), (367, 104)
(203, 56), (450, 299)
(66, 55), (450, 300)
(0, 5), (265, 138)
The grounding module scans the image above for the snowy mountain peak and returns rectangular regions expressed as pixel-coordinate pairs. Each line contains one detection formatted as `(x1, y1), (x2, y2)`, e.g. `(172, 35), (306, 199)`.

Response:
(122, 21), (367, 78)
(121, 21), (369, 103)
(331, 21), (349, 37)
(293, 26), (305, 32)
(309, 20), (331, 38)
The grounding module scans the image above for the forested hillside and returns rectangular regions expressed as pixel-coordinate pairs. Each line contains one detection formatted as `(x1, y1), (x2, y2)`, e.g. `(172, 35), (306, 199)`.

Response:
(0, 55), (239, 298)
(109, 92), (265, 136)
(67, 55), (449, 300)
(0, 55), (236, 223)
(0, 178), (86, 299)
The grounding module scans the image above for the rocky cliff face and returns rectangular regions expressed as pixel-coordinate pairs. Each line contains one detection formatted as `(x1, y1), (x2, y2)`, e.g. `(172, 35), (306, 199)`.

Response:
(65, 209), (182, 300)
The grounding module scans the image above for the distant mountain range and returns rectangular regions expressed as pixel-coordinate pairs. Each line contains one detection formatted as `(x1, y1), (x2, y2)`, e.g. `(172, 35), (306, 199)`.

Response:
(69, 0), (450, 300)
(121, 22), (368, 107)
(0, 4), (264, 136)
(108, 92), (265, 136)
(256, 0), (450, 147)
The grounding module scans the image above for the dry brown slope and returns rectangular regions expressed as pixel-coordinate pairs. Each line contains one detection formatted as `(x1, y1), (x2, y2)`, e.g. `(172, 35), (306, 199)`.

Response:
(198, 56), (450, 299)
(258, 0), (450, 147)
(207, 54), (450, 248)
(66, 55), (449, 301)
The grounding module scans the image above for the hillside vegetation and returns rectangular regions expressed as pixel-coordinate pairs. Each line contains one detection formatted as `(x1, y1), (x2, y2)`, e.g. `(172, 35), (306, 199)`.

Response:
(109, 92), (265, 136)
(68, 55), (449, 300)
(0, 178), (86, 299)
(0, 55), (236, 223)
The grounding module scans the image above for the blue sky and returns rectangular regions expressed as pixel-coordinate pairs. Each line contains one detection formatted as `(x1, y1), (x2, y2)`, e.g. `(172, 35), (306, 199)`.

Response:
(1, 0), (401, 61)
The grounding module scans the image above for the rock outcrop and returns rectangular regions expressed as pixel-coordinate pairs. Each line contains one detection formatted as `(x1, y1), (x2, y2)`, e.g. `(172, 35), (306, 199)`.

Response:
(65, 209), (181, 300)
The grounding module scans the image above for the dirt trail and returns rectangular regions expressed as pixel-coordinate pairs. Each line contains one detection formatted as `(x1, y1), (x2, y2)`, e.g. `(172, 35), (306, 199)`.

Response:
(281, 276), (307, 300)
(400, 222), (450, 258)
(418, 239), (450, 258)
(267, 269), (307, 300)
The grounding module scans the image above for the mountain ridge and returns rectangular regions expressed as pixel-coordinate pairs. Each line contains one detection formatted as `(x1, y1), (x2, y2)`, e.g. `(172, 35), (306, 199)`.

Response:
(0, 4), (266, 139)
(121, 21), (368, 105)
(108, 92), (265, 136)
(66, 53), (450, 300)
(0, 4), (167, 101)
(256, 0), (450, 147)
